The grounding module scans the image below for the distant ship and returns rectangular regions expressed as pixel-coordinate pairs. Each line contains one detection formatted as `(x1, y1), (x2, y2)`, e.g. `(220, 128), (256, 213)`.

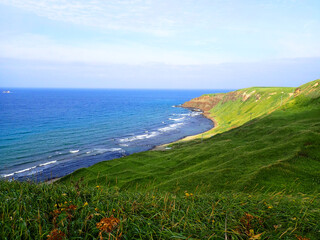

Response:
(2, 90), (12, 94)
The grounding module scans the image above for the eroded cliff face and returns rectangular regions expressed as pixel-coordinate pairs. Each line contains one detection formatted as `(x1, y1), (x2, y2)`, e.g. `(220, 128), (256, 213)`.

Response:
(182, 94), (223, 112)
(182, 91), (242, 113)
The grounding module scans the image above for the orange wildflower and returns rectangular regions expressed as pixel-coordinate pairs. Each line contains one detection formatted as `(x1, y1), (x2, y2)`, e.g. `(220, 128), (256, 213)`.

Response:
(47, 229), (65, 240)
(96, 216), (120, 233)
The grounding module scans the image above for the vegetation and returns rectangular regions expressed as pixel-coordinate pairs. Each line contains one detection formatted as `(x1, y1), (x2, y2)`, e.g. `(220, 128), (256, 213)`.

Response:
(0, 79), (319, 239)
(1, 180), (319, 239)
(204, 86), (295, 137)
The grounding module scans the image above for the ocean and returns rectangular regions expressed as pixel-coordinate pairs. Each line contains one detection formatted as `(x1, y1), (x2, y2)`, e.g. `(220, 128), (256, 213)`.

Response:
(0, 89), (226, 181)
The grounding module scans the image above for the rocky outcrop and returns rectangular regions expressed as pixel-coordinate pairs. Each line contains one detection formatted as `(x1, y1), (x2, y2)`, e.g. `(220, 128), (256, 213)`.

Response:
(182, 91), (243, 113)
(182, 94), (224, 112)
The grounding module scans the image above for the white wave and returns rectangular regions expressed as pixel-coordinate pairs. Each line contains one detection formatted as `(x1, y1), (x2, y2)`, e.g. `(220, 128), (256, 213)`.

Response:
(169, 117), (185, 121)
(86, 148), (125, 155)
(158, 123), (184, 132)
(172, 112), (201, 117)
(119, 131), (159, 143)
(2, 165), (38, 178)
(109, 148), (123, 152)
(15, 166), (36, 174)
(119, 143), (129, 147)
(39, 160), (57, 167)
(190, 112), (201, 117)
(69, 150), (79, 154)
(172, 113), (189, 116)
(2, 173), (14, 178)
(95, 148), (123, 153)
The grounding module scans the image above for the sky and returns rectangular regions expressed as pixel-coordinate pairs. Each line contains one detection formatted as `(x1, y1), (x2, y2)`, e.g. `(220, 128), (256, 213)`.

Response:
(0, 0), (320, 89)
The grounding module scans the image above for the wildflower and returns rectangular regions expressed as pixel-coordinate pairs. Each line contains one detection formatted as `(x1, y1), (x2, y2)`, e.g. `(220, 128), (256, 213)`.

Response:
(112, 208), (116, 212)
(268, 205), (273, 209)
(83, 202), (89, 207)
(96, 216), (120, 233)
(274, 225), (280, 230)
(66, 205), (77, 211)
(185, 192), (190, 197)
(212, 219), (215, 223)
(62, 193), (67, 196)
(53, 209), (61, 215)
(64, 201), (68, 204)
(96, 185), (100, 188)
(47, 229), (66, 240)
(249, 233), (262, 240)
(295, 235), (311, 240)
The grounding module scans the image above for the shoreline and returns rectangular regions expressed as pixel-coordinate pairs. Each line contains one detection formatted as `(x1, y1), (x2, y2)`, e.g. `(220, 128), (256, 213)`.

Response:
(45, 106), (214, 183)
(151, 107), (217, 151)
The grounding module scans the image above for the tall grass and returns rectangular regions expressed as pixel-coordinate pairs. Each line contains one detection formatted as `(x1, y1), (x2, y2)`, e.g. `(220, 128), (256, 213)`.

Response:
(1, 180), (319, 239)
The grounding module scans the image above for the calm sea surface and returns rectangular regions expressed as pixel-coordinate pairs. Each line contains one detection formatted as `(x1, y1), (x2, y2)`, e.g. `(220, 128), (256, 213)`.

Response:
(0, 89), (227, 181)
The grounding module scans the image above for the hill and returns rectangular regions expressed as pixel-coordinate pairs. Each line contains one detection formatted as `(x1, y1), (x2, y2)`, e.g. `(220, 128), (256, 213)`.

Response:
(59, 79), (320, 194)
(1, 79), (319, 239)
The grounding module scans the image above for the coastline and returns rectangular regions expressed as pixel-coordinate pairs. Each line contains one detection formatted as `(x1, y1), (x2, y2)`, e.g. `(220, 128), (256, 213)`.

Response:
(46, 106), (214, 183)
(151, 106), (217, 151)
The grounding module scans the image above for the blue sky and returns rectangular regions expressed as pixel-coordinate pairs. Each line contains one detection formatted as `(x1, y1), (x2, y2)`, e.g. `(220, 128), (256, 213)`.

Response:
(0, 0), (319, 89)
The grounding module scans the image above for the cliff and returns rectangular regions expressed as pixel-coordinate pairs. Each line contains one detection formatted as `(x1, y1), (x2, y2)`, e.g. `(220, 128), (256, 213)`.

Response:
(181, 79), (320, 139)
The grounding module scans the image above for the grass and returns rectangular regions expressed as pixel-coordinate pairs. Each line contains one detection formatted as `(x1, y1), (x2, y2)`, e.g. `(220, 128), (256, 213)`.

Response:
(202, 80), (320, 138)
(204, 87), (295, 136)
(1, 180), (319, 239)
(0, 79), (319, 239)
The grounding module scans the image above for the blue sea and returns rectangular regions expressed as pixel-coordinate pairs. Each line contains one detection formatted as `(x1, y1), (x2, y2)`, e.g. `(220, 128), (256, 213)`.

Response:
(0, 89), (226, 181)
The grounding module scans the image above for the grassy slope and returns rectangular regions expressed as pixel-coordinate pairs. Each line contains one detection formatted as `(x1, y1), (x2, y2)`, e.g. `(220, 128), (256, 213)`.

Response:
(205, 87), (295, 137)
(1, 79), (319, 239)
(59, 80), (320, 195)
(181, 86), (296, 142)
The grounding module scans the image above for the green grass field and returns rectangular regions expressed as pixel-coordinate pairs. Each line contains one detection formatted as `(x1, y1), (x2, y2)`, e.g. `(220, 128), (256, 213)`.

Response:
(1, 79), (319, 239)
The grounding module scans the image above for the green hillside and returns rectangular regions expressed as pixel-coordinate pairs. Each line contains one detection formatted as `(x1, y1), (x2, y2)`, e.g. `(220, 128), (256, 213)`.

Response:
(59, 79), (320, 195)
(1, 79), (319, 239)
(205, 86), (295, 136)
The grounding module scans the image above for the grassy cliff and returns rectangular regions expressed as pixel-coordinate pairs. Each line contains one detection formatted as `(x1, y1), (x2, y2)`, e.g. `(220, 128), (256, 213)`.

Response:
(1, 79), (319, 239)
(182, 80), (319, 140)
(182, 85), (300, 140)
(60, 79), (320, 194)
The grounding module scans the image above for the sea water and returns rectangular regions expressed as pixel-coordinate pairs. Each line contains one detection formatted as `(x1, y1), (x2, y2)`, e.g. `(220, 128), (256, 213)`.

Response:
(0, 89), (227, 181)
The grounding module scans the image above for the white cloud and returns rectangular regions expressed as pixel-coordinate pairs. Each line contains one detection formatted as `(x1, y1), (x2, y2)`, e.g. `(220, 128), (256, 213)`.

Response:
(0, 0), (184, 36)
(1, 0), (320, 64)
